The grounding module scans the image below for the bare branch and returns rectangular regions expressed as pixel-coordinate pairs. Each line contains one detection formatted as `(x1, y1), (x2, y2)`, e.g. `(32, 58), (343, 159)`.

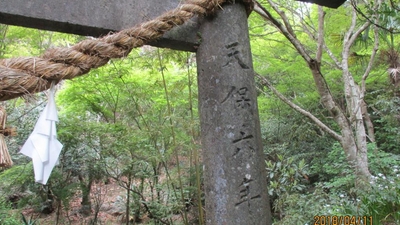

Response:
(290, 6), (342, 69)
(343, 6), (371, 52)
(316, 6), (324, 62)
(253, 0), (312, 63)
(256, 73), (343, 142)
(361, 0), (382, 97)
(322, 45), (342, 69)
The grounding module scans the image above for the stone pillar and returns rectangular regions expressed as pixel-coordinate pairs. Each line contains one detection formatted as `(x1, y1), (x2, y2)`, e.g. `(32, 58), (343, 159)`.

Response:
(196, 3), (272, 224)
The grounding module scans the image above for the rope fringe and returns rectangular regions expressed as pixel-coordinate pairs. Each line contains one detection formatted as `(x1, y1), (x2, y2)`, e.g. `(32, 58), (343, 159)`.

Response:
(0, 0), (243, 101)
(0, 107), (14, 168)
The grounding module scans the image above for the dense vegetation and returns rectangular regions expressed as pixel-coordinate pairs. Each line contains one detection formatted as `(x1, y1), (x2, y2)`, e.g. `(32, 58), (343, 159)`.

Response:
(0, 0), (399, 224)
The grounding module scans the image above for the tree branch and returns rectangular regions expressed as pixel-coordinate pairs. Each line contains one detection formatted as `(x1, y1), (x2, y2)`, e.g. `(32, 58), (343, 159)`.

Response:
(253, 0), (312, 63)
(256, 73), (343, 142)
(316, 6), (324, 62)
(343, 7), (371, 53)
(361, 0), (381, 97)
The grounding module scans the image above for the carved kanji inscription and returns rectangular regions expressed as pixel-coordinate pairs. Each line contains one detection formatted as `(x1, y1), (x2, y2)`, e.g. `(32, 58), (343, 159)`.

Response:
(221, 86), (251, 110)
(235, 175), (261, 207)
(223, 42), (250, 69)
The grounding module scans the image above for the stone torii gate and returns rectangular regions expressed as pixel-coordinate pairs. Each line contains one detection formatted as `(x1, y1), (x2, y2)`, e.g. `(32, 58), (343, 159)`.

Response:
(0, 0), (343, 223)
(0, 0), (345, 222)
(1, 1), (272, 223)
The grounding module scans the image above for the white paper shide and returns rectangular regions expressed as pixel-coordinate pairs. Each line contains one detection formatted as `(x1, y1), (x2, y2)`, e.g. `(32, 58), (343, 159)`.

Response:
(20, 83), (63, 185)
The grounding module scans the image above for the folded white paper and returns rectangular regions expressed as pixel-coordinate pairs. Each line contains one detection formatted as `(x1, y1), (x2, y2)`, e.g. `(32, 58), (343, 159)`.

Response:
(20, 82), (63, 185)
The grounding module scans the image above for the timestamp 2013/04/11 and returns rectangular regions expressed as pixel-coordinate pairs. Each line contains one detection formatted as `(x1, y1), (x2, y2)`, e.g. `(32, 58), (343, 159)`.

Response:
(314, 215), (373, 225)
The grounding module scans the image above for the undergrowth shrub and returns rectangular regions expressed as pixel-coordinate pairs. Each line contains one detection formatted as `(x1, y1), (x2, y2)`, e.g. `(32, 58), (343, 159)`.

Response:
(358, 173), (400, 224)
(0, 199), (20, 225)
(273, 186), (355, 225)
(264, 144), (309, 222)
(271, 142), (400, 224)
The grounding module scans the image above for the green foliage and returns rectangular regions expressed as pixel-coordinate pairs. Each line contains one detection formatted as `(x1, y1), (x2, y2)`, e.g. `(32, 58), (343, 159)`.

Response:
(46, 168), (80, 211)
(1, 25), (78, 58)
(264, 144), (309, 218)
(359, 173), (400, 224)
(54, 47), (199, 223)
(3, 99), (46, 166)
(20, 213), (38, 225)
(0, 164), (35, 198)
(272, 140), (400, 224)
(1, 0), (400, 223)
(0, 162), (75, 213)
(273, 174), (400, 225)
(368, 146), (400, 175)
(359, 146), (400, 224)
(0, 199), (20, 225)
(316, 142), (400, 191)
(272, 187), (355, 225)
(373, 95), (400, 154)
(317, 143), (355, 191)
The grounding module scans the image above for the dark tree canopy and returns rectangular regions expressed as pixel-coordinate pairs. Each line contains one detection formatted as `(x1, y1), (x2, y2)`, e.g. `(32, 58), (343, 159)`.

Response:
(296, 0), (347, 8)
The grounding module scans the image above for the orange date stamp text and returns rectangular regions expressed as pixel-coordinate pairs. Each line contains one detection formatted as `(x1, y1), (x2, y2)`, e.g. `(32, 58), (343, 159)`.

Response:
(314, 215), (373, 225)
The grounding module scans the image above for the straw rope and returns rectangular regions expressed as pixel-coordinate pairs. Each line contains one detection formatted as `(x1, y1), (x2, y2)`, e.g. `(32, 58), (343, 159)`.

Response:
(0, 0), (253, 101)
(0, 107), (14, 168)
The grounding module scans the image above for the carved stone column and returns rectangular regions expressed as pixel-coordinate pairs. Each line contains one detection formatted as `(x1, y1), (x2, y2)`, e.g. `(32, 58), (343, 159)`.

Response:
(196, 3), (272, 224)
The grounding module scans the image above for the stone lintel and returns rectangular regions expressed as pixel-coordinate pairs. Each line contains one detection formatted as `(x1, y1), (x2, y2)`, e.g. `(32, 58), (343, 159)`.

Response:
(0, 0), (200, 52)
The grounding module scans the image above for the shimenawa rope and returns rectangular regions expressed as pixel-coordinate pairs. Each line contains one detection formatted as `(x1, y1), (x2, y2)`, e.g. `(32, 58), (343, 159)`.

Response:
(0, 107), (15, 167)
(0, 0), (255, 101)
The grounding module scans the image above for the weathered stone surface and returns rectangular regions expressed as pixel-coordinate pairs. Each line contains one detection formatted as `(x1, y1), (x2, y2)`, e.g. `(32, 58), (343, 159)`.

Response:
(0, 0), (200, 51)
(196, 3), (272, 224)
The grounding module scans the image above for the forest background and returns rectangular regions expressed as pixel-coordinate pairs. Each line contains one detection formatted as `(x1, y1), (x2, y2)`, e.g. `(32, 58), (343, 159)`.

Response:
(0, 0), (399, 224)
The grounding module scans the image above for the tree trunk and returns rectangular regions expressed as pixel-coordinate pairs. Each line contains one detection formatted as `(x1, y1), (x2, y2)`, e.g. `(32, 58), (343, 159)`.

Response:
(254, 2), (373, 182)
(340, 7), (373, 181)
(78, 174), (93, 216)
(341, 53), (371, 182)
(361, 100), (375, 143)
(126, 176), (131, 225)
(309, 59), (371, 181)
